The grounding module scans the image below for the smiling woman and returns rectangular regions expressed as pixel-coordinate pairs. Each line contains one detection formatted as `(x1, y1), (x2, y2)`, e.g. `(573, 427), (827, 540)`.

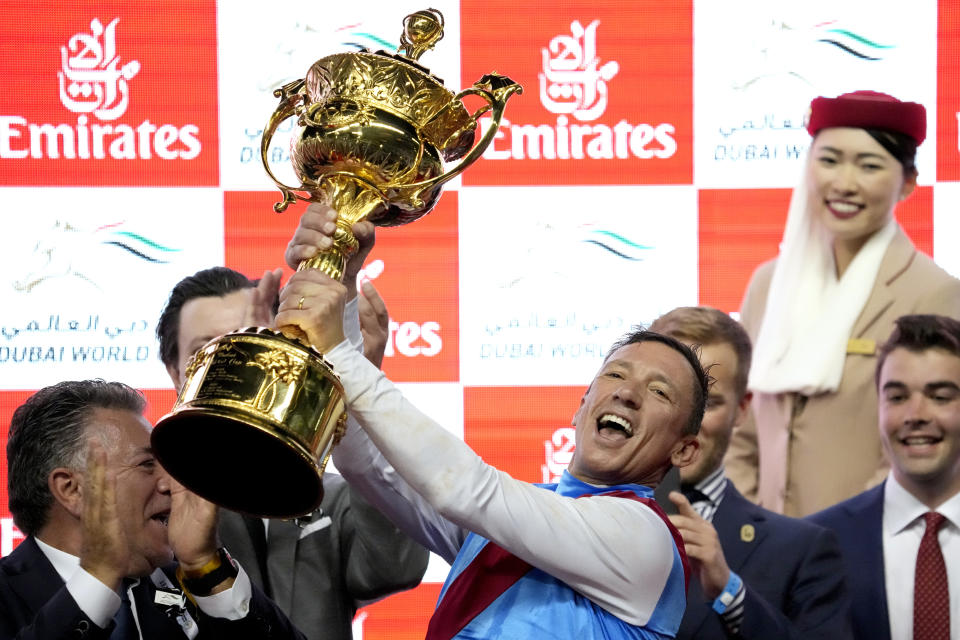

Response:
(806, 127), (917, 273)
(726, 91), (960, 518)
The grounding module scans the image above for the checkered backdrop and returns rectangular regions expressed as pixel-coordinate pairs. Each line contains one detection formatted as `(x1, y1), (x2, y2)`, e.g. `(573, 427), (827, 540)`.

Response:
(2, 0), (959, 636)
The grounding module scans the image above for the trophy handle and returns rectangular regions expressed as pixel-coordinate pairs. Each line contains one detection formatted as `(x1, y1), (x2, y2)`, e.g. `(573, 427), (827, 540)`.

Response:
(261, 78), (322, 214)
(396, 73), (522, 200)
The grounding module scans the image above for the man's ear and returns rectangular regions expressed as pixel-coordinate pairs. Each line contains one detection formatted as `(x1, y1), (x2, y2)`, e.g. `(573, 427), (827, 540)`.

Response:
(48, 467), (83, 518)
(733, 391), (753, 430)
(671, 435), (700, 469)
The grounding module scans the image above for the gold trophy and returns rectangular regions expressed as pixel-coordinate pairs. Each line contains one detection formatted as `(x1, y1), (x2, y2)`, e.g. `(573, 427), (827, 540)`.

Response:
(151, 9), (521, 518)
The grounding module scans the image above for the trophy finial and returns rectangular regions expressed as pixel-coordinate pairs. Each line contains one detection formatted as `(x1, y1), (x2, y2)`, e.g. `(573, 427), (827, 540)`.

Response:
(398, 9), (444, 61)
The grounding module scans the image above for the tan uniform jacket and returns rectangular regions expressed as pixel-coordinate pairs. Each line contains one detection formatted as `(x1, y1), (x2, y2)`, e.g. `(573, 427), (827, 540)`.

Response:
(725, 228), (960, 517)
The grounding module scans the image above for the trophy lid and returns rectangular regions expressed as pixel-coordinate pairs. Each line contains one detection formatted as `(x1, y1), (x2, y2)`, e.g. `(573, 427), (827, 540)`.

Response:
(302, 8), (474, 161)
(398, 9), (445, 65)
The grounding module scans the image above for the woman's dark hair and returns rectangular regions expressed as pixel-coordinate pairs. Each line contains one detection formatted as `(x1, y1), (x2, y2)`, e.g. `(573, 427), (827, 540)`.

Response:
(864, 128), (918, 176)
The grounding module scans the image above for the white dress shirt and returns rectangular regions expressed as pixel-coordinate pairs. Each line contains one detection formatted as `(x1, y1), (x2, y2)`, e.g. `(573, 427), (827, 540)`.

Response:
(882, 474), (960, 640)
(35, 537), (253, 637)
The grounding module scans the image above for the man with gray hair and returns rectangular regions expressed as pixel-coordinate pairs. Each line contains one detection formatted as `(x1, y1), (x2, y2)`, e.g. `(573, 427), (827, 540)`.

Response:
(0, 379), (306, 639)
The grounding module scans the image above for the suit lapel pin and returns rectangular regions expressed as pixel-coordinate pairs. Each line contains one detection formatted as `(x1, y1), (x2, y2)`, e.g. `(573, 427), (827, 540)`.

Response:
(740, 524), (755, 542)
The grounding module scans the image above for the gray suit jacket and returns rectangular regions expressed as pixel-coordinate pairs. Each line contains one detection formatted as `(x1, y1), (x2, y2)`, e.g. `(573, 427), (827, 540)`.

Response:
(220, 473), (428, 640)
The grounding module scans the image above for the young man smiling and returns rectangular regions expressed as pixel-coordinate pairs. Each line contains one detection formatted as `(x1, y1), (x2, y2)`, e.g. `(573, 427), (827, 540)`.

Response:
(810, 314), (960, 640)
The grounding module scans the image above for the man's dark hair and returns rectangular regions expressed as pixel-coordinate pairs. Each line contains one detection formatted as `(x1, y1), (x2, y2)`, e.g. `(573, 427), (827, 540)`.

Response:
(606, 328), (711, 437)
(7, 380), (145, 536)
(649, 306), (752, 401)
(156, 267), (255, 369)
(876, 314), (960, 386)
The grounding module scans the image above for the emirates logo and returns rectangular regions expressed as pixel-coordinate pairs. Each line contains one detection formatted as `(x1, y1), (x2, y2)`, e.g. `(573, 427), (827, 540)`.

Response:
(58, 18), (140, 121)
(539, 20), (619, 122)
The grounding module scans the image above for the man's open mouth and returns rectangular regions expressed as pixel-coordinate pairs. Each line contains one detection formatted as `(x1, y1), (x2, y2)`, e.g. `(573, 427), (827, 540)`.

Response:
(598, 413), (633, 437)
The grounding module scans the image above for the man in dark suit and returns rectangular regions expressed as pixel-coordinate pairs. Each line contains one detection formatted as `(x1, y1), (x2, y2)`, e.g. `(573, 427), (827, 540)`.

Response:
(650, 307), (852, 639)
(0, 379), (306, 639)
(155, 214), (427, 640)
(809, 314), (960, 640)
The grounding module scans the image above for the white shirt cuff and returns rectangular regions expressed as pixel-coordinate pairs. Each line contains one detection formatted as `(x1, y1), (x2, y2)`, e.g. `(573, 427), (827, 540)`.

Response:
(65, 567), (121, 629)
(193, 563), (252, 621)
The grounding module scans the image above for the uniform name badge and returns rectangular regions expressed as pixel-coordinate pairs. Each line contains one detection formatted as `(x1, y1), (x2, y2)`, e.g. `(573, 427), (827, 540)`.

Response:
(846, 338), (876, 356)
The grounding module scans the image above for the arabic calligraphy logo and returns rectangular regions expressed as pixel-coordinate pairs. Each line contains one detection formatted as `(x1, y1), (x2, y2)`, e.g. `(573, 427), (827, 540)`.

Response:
(580, 226), (653, 261)
(13, 220), (181, 293)
(58, 18), (140, 121)
(539, 20), (619, 122)
(814, 22), (893, 60)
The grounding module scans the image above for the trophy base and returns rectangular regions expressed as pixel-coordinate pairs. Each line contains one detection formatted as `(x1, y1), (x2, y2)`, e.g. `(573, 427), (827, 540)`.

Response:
(152, 406), (325, 518)
(151, 327), (347, 519)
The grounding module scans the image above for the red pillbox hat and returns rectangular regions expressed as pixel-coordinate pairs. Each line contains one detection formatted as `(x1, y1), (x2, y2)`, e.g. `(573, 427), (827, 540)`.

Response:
(806, 90), (926, 144)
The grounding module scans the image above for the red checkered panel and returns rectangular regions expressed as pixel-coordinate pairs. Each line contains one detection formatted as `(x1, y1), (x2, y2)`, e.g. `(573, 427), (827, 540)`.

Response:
(2, 1), (960, 637)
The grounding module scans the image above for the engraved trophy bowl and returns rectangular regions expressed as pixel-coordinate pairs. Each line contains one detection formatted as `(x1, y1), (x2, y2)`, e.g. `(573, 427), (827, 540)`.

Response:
(152, 8), (521, 518)
(151, 328), (346, 518)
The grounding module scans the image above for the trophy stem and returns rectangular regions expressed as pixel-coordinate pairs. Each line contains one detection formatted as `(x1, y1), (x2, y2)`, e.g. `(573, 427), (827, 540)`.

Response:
(279, 173), (387, 344)
(299, 249), (347, 280)
(297, 218), (356, 281)
(298, 172), (389, 279)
